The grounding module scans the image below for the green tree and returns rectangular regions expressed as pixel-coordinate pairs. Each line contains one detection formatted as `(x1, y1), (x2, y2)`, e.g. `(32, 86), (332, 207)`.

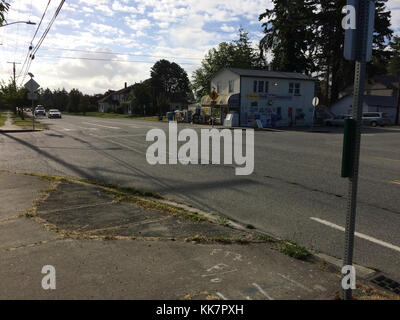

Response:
(53, 88), (69, 111)
(0, 1), (10, 25)
(156, 94), (170, 115)
(130, 81), (152, 116)
(0, 80), (30, 118)
(39, 88), (54, 109)
(78, 94), (90, 115)
(388, 36), (400, 77)
(259, 0), (393, 106)
(192, 28), (264, 99)
(259, 0), (316, 74)
(67, 89), (82, 113)
(150, 60), (191, 111)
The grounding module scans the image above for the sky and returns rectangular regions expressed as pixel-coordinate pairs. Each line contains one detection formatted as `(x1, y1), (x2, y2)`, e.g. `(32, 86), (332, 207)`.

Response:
(0, 0), (399, 95)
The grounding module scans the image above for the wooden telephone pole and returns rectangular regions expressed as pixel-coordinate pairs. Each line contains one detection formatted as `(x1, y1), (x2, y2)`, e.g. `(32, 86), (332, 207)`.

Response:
(7, 61), (23, 118)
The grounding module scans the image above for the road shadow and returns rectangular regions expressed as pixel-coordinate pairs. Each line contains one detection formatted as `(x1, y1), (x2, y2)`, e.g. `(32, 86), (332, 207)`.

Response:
(272, 126), (400, 134)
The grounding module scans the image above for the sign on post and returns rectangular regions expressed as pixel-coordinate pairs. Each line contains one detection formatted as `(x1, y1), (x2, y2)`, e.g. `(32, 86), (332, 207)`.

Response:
(24, 78), (40, 93)
(342, 0), (376, 301)
(344, 0), (375, 62)
(312, 97), (320, 107)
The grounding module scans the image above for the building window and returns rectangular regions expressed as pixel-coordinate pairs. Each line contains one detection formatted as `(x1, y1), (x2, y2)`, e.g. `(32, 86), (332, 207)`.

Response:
(265, 81), (269, 93)
(251, 101), (258, 107)
(253, 81), (257, 93)
(258, 81), (264, 93)
(217, 82), (221, 93)
(295, 83), (301, 95)
(289, 83), (301, 95)
(229, 80), (234, 93)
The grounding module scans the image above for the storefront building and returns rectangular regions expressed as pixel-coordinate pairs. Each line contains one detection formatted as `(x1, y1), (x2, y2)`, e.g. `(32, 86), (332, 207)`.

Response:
(205, 68), (317, 127)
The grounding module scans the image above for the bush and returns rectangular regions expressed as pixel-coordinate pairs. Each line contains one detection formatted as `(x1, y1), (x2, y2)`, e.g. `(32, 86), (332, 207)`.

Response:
(115, 105), (125, 114)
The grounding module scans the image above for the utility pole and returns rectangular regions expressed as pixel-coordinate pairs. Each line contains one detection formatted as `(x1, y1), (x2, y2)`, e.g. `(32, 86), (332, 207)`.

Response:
(7, 61), (22, 117)
(342, 0), (375, 300)
(396, 72), (400, 125)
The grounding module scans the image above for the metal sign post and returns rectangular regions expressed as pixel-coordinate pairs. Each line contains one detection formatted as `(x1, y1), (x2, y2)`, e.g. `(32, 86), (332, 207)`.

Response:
(209, 88), (218, 127)
(312, 97), (319, 130)
(342, 0), (375, 300)
(24, 76), (40, 131)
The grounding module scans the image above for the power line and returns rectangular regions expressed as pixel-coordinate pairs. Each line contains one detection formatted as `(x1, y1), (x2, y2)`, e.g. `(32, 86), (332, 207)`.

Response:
(36, 55), (199, 65)
(20, 0), (64, 85)
(18, 0), (52, 82)
(40, 47), (203, 61)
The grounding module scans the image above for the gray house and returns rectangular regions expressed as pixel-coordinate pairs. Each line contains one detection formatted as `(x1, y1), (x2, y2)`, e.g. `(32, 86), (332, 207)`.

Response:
(330, 94), (398, 123)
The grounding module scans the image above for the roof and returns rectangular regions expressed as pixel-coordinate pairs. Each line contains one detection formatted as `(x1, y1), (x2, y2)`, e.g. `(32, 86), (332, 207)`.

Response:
(224, 67), (316, 81)
(336, 94), (398, 108)
(364, 95), (398, 108)
(98, 85), (133, 103)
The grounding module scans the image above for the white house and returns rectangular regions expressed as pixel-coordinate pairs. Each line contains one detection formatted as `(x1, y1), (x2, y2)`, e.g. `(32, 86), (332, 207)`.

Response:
(202, 68), (317, 127)
(330, 94), (398, 123)
(98, 83), (133, 114)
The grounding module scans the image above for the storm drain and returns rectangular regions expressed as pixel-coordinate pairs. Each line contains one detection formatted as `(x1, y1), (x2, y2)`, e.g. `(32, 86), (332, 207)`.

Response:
(371, 275), (400, 295)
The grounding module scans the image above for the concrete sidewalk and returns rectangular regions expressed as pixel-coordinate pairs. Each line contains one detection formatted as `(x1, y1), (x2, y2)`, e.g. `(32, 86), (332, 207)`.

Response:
(0, 170), (394, 300)
(0, 112), (19, 131)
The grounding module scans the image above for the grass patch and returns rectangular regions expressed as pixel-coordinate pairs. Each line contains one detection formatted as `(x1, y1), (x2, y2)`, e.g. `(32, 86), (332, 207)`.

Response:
(257, 234), (274, 243)
(185, 235), (250, 245)
(279, 240), (310, 260)
(65, 112), (134, 119)
(0, 112), (6, 127)
(10, 113), (44, 128)
(64, 112), (168, 122)
(216, 216), (229, 226)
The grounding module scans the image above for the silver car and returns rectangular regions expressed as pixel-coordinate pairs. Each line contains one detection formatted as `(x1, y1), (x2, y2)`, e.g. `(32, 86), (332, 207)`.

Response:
(362, 112), (391, 127)
(324, 115), (352, 126)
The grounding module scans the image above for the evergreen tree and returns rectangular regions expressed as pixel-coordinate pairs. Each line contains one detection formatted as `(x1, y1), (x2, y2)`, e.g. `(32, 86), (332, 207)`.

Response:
(259, 0), (393, 106)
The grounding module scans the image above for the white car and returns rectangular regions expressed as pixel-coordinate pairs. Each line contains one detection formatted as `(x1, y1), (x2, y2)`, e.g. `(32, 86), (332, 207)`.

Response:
(48, 109), (62, 119)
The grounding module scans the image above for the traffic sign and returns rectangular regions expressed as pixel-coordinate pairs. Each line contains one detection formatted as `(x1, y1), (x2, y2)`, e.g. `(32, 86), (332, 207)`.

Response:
(344, 0), (375, 62)
(24, 78), (40, 93)
(312, 97), (320, 107)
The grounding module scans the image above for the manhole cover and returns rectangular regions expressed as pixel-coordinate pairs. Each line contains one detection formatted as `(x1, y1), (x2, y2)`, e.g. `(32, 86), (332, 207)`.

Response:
(371, 275), (400, 295)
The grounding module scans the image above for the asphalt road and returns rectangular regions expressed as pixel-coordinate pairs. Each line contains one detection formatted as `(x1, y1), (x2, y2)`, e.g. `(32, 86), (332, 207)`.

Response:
(1, 115), (400, 279)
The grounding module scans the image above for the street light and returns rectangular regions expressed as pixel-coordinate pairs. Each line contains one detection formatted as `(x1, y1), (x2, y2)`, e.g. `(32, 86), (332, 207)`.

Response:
(0, 20), (36, 27)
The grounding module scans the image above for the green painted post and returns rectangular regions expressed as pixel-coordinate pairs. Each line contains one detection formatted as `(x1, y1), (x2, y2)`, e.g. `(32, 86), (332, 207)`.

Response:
(341, 118), (355, 178)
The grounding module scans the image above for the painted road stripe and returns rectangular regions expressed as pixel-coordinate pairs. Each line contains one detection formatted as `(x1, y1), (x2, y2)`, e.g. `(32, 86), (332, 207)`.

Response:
(375, 157), (400, 163)
(82, 122), (120, 129)
(252, 283), (274, 300)
(216, 292), (228, 300)
(310, 217), (400, 253)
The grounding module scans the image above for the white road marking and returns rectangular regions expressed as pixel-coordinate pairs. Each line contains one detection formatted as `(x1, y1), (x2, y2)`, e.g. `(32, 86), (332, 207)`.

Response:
(252, 283), (274, 300)
(277, 273), (312, 293)
(91, 134), (146, 138)
(216, 292), (228, 300)
(82, 122), (120, 129)
(310, 217), (400, 253)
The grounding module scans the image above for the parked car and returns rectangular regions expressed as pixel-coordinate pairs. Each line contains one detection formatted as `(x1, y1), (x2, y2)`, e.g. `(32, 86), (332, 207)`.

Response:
(48, 109), (62, 119)
(34, 106), (46, 117)
(324, 114), (352, 126)
(362, 112), (391, 127)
